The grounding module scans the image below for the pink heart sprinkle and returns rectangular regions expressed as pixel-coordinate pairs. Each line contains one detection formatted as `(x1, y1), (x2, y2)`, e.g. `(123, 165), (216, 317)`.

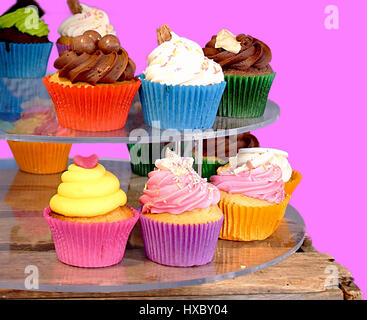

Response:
(73, 154), (99, 169)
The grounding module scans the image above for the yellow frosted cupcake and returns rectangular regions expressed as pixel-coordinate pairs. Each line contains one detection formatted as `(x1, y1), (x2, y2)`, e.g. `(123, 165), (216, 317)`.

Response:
(139, 149), (223, 267)
(211, 148), (301, 241)
(43, 154), (139, 268)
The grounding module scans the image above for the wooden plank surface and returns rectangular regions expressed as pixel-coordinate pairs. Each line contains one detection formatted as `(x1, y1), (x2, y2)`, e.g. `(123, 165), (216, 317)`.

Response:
(0, 168), (362, 300)
(0, 250), (361, 300)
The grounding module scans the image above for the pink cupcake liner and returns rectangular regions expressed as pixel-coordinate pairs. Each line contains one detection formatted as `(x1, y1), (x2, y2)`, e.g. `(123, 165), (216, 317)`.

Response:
(56, 43), (71, 55)
(43, 206), (139, 268)
(139, 211), (224, 267)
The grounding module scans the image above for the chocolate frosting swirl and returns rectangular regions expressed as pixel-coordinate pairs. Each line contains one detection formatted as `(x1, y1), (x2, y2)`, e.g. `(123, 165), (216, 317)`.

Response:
(203, 132), (260, 158)
(203, 34), (272, 74)
(54, 32), (135, 85)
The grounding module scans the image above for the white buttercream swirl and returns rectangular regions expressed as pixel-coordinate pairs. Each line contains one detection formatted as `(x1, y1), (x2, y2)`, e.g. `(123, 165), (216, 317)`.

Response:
(228, 148), (293, 182)
(58, 4), (116, 37)
(144, 32), (224, 86)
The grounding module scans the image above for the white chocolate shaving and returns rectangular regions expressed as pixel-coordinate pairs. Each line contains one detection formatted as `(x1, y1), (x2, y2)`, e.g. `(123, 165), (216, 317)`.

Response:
(215, 29), (242, 54)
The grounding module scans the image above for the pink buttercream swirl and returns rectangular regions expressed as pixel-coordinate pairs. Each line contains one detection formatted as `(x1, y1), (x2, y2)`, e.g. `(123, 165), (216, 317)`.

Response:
(139, 151), (220, 214)
(210, 164), (285, 204)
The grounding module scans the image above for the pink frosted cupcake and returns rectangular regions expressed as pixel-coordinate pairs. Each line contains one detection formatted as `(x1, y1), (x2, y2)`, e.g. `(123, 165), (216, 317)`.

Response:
(43, 154), (139, 268)
(139, 149), (224, 267)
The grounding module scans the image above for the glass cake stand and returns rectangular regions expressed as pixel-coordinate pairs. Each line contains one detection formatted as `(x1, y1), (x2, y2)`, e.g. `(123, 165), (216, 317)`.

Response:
(0, 159), (305, 293)
(0, 76), (305, 293)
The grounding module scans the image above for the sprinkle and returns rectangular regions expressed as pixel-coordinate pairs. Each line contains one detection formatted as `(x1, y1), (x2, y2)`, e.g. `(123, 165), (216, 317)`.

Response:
(163, 200), (167, 204)
(156, 189), (160, 195)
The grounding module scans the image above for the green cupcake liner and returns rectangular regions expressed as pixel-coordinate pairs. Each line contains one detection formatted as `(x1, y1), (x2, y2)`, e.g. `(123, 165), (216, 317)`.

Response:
(127, 143), (168, 177)
(218, 72), (276, 118)
(127, 143), (224, 179)
(193, 158), (223, 180)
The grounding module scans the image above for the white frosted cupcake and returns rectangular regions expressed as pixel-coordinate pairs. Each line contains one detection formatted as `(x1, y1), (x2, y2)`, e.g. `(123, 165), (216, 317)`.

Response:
(139, 25), (226, 130)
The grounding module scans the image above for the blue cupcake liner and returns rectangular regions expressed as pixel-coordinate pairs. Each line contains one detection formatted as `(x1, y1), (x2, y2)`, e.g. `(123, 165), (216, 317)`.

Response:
(138, 75), (226, 130)
(0, 77), (50, 114)
(0, 42), (53, 78)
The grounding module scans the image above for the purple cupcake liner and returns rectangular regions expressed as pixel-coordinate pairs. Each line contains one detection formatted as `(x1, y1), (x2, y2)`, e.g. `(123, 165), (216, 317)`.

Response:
(56, 43), (71, 56)
(43, 206), (139, 268)
(139, 211), (224, 267)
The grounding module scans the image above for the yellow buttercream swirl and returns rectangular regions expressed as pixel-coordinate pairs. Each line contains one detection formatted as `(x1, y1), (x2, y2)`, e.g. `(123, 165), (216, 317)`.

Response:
(50, 163), (127, 217)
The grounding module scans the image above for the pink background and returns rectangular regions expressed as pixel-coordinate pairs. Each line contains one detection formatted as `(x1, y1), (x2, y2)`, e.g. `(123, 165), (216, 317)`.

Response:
(1, 0), (366, 296)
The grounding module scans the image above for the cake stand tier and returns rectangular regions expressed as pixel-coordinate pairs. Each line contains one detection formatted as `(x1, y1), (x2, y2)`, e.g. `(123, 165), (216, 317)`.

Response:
(0, 77), (280, 143)
(0, 159), (305, 293)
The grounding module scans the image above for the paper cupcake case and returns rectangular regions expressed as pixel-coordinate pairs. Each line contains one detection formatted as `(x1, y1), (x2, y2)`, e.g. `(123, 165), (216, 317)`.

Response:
(219, 195), (290, 241)
(7, 141), (72, 174)
(284, 170), (302, 195)
(127, 143), (167, 177)
(0, 77), (50, 115)
(193, 158), (223, 180)
(43, 76), (141, 132)
(56, 43), (71, 56)
(43, 206), (139, 268)
(0, 42), (53, 78)
(218, 72), (276, 118)
(139, 212), (224, 267)
(138, 75), (226, 130)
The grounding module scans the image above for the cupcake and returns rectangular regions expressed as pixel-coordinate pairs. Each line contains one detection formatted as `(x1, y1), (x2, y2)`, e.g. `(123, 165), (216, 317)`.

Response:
(56, 0), (116, 55)
(211, 148), (301, 241)
(139, 149), (224, 267)
(195, 132), (260, 179)
(127, 132), (260, 179)
(203, 29), (275, 118)
(139, 25), (226, 130)
(7, 103), (72, 174)
(43, 154), (139, 268)
(43, 31), (141, 132)
(0, 1), (53, 78)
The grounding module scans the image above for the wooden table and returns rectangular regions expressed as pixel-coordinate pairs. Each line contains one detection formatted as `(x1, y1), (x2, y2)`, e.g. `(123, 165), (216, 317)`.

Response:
(0, 169), (362, 300)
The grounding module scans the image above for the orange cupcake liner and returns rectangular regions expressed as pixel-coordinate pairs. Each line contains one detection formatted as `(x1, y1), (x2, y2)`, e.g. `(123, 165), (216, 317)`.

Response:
(43, 75), (141, 132)
(218, 195), (291, 241)
(284, 170), (302, 195)
(7, 141), (71, 174)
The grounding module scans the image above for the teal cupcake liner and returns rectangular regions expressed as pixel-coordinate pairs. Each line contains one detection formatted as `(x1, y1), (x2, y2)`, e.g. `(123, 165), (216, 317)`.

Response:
(0, 42), (53, 78)
(138, 75), (226, 130)
(218, 72), (276, 118)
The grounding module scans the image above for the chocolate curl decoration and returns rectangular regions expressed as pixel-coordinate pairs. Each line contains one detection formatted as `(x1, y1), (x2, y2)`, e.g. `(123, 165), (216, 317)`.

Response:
(157, 24), (172, 45)
(67, 0), (83, 14)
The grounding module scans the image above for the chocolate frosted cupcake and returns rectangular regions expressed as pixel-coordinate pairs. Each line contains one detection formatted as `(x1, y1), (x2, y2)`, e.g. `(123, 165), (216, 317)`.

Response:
(0, 1), (53, 78)
(197, 132), (260, 179)
(56, 0), (116, 55)
(43, 31), (141, 131)
(203, 29), (275, 118)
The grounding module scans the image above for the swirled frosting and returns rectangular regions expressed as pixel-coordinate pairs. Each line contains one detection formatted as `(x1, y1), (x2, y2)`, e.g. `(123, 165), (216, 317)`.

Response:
(203, 29), (272, 75)
(58, 4), (115, 37)
(50, 158), (127, 217)
(139, 149), (220, 214)
(229, 148), (292, 182)
(54, 37), (136, 85)
(210, 148), (291, 204)
(210, 164), (285, 204)
(144, 31), (224, 86)
(0, 6), (49, 37)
